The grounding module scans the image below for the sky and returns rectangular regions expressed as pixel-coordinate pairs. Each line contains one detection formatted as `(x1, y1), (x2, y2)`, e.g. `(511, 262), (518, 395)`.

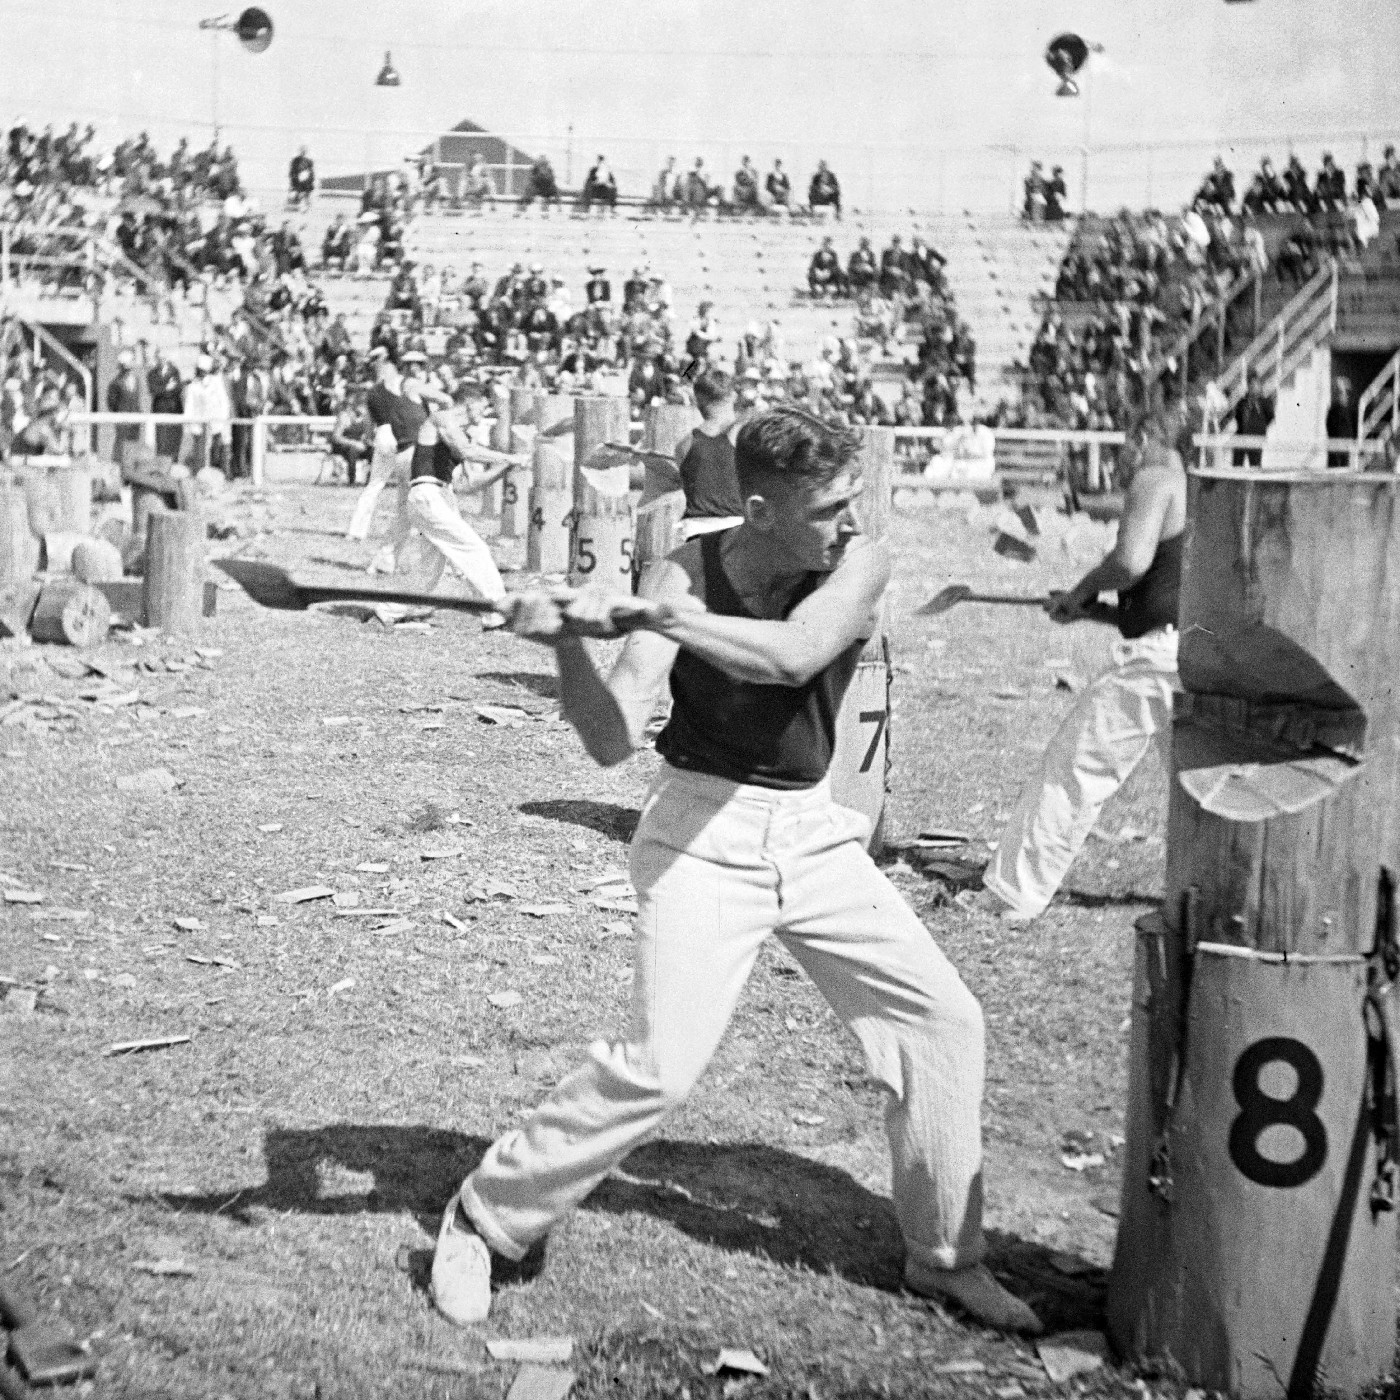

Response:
(2, 0), (1397, 212)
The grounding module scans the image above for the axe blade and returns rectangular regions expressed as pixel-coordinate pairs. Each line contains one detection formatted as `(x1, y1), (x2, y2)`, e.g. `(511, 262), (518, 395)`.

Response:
(213, 559), (500, 615)
(916, 583), (974, 617)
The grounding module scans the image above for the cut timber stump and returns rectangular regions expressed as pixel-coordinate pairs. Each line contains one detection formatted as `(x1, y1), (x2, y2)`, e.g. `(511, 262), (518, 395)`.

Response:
(528, 402), (574, 576)
(634, 403), (695, 591)
(829, 427), (894, 855)
(142, 511), (205, 637)
(71, 538), (124, 584)
(48, 464), (92, 535)
(1110, 468), (1400, 1399)
(571, 396), (633, 592)
(30, 580), (111, 647)
(1, 471), (40, 593)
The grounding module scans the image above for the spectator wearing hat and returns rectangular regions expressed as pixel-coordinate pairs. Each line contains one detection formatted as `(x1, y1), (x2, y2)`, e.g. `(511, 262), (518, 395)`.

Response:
(585, 266), (612, 308)
(1379, 146), (1400, 209)
(229, 355), (271, 479)
(847, 237), (877, 295)
(879, 235), (909, 299)
(682, 158), (716, 214)
(146, 345), (184, 460)
(330, 392), (372, 485)
(1023, 162), (1047, 222)
(183, 354), (232, 473)
(765, 159), (791, 213)
(1315, 154), (1346, 213)
(1232, 368), (1274, 467)
(1045, 167), (1068, 222)
(808, 159), (841, 219)
(523, 263), (549, 305)
(623, 266), (649, 314)
(649, 157), (678, 213)
(106, 348), (144, 458)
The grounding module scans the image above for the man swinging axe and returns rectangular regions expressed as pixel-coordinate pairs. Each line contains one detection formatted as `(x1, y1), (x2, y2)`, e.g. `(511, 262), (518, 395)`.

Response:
(430, 407), (1042, 1334)
(968, 409), (1186, 924)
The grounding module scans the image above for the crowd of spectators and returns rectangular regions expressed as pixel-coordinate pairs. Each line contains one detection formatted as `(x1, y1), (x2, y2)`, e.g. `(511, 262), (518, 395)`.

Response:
(1021, 203), (1268, 431)
(0, 324), (89, 459)
(805, 229), (976, 426)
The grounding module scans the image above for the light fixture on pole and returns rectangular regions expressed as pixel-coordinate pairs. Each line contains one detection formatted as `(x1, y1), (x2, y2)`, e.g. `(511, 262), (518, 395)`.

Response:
(1044, 32), (1104, 213)
(198, 8), (274, 142)
(375, 52), (401, 87)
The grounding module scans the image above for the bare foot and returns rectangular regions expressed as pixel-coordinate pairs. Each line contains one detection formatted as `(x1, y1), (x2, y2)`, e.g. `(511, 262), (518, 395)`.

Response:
(906, 1260), (1042, 1334)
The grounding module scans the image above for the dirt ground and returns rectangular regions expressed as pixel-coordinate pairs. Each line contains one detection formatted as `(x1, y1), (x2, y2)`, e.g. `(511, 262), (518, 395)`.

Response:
(1, 479), (1206, 1398)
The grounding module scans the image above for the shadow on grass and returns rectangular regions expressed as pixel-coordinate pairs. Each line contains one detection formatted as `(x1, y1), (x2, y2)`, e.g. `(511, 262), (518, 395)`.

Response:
(1057, 889), (1161, 911)
(519, 798), (640, 842)
(155, 1127), (1099, 1326)
(477, 670), (559, 701)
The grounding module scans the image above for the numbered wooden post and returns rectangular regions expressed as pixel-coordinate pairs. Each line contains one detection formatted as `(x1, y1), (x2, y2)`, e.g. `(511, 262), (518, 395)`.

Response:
(527, 397), (574, 576)
(571, 396), (633, 592)
(1, 471), (40, 596)
(485, 384), (512, 518)
(1110, 468), (1400, 1399)
(49, 464), (91, 535)
(829, 427), (894, 855)
(633, 403), (695, 592)
(500, 425), (535, 540)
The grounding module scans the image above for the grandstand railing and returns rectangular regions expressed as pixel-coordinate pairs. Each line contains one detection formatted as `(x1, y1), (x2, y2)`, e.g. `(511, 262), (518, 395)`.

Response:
(68, 411), (336, 486)
(1148, 263), (1265, 394)
(1358, 347), (1400, 444)
(1194, 433), (1393, 472)
(0, 312), (94, 411)
(1210, 259), (1338, 414)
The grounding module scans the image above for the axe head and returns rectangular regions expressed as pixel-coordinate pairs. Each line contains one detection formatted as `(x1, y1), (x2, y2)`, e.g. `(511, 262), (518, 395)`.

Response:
(916, 584), (972, 617)
(214, 558), (309, 610)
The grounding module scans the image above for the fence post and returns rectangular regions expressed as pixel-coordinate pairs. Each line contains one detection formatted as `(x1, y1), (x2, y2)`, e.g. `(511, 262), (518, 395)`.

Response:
(1087, 439), (1102, 492)
(251, 417), (267, 486)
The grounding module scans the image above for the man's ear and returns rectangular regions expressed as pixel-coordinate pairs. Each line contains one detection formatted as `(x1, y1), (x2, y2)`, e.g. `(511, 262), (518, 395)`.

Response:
(744, 493), (775, 531)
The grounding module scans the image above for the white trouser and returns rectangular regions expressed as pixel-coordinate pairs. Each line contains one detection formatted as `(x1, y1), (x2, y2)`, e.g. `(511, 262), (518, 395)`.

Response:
(460, 764), (987, 1272)
(678, 514), (745, 540)
(984, 627), (1179, 920)
(398, 481), (506, 602)
(345, 443), (410, 542)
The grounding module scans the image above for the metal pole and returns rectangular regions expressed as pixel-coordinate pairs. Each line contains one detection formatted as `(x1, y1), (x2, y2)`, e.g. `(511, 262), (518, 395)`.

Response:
(211, 31), (221, 144)
(1081, 68), (1092, 214)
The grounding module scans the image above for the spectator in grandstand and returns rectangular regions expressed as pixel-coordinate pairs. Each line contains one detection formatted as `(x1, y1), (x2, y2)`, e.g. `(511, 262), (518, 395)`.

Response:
(682, 158), (719, 214)
(1283, 155), (1313, 213)
(228, 354), (270, 479)
(288, 146), (315, 210)
(1326, 377), (1356, 467)
(460, 154), (494, 208)
(579, 155), (618, 214)
(766, 159), (791, 212)
(1194, 156), (1235, 214)
(732, 156), (762, 215)
(807, 236), (846, 298)
(106, 348), (144, 458)
(518, 155), (562, 213)
(684, 301), (721, 365)
(1231, 368), (1274, 467)
(1240, 157), (1288, 215)
(879, 235), (909, 299)
(808, 159), (841, 219)
(1045, 167), (1068, 222)
(1275, 225), (1317, 288)
(1380, 146), (1400, 208)
(1022, 162), (1047, 222)
(354, 213), (381, 277)
(585, 265), (611, 310)
(623, 265), (649, 314)
(1315, 153), (1347, 213)
(847, 237), (877, 294)
(146, 345), (184, 460)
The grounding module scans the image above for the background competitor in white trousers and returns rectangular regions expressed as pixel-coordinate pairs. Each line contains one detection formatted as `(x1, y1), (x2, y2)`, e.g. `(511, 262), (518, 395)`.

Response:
(396, 406), (527, 629)
(973, 415), (1187, 924)
(430, 407), (1041, 1335)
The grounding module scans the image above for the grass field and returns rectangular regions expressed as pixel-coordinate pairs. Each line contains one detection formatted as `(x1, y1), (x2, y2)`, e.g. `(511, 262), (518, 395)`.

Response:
(2, 480), (1179, 1399)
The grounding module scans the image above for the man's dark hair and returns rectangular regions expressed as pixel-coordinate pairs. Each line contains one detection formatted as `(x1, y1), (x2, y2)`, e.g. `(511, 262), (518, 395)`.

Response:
(692, 367), (732, 410)
(734, 407), (863, 495)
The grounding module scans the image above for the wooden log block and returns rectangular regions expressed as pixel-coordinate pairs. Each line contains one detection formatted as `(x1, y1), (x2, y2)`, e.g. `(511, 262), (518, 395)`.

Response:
(500, 425), (535, 540)
(528, 426), (573, 577)
(485, 385), (512, 517)
(831, 428), (894, 853)
(572, 397), (633, 591)
(1110, 468), (1400, 1398)
(633, 402), (696, 590)
(72, 538), (124, 584)
(30, 580), (111, 647)
(142, 510), (205, 637)
(39, 531), (89, 574)
(1, 471), (40, 592)
(48, 464), (92, 535)
(91, 578), (216, 626)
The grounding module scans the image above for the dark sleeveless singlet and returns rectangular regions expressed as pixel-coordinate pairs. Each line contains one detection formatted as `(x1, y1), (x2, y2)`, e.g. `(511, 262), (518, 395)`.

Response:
(678, 429), (744, 519)
(655, 531), (864, 790)
(1117, 531), (1183, 639)
(409, 436), (461, 486)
